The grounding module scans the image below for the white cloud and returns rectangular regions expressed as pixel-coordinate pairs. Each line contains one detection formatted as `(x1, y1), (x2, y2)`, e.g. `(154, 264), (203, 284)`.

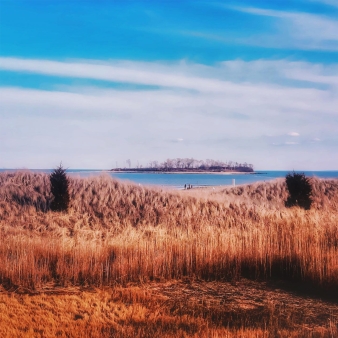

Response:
(311, 0), (338, 8)
(1, 58), (338, 169)
(0, 57), (242, 94)
(2, 57), (338, 91)
(226, 6), (338, 50)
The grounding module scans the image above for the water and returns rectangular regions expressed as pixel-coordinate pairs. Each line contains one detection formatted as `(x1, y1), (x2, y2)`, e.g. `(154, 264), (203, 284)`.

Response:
(107, 171), (338, 188)
(1, 169), (338, 189)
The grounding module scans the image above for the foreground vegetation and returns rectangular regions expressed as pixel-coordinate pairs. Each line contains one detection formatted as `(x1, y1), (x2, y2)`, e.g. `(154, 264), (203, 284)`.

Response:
(1, 280), (337, 338)
(0, 171), (337, 337)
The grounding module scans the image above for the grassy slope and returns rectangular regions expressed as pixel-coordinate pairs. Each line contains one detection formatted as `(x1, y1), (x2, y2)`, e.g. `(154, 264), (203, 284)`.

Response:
(1, 281), (337, 338)
(0, 171), (338, 337)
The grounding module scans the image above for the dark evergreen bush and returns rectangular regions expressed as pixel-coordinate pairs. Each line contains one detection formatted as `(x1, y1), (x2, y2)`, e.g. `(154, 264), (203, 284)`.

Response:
(50, 164), (70, 212)
(285, 172), (312, 210)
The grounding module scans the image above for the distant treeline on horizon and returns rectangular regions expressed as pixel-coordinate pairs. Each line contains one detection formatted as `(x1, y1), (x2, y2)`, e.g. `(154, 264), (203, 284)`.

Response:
(112, 158), (254, 173)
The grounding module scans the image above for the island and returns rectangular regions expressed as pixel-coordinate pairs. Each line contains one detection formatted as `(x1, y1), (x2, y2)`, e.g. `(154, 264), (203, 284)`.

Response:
(111, 158), (254, 173)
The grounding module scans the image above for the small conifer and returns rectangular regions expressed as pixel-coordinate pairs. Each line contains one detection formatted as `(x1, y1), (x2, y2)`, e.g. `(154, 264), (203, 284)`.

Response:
(285, 172), (312, 210)
(50, 164), (70, 212)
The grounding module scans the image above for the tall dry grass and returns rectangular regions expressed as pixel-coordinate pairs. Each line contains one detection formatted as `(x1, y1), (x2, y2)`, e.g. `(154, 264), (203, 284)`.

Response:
(0, 171), (338, 294)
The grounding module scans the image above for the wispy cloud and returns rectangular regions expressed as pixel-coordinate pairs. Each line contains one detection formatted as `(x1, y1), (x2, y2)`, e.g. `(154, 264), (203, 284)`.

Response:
(311, 0), (338, 8)
(1, 57), (338, 92)
(219, 5), (338, 50)
(288, 132), (300, 137)
(1, 57), (338, 169)
(0, 57), (234, 93)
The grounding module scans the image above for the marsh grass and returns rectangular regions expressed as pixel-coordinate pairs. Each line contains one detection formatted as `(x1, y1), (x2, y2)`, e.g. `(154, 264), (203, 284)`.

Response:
(0, 171), (337, 294)
(1, 171), (338, 336)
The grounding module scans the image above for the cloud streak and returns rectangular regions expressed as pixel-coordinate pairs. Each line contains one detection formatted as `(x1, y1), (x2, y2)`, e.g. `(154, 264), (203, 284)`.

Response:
(1, 57), (338, 169)
(311, 0), (338, 8)
(2, 57), (338, 92)
(0, 57), (237, 93)
(222, 5), (338, 50)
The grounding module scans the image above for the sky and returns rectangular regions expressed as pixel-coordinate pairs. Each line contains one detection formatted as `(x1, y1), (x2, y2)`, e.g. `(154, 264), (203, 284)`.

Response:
(0, 0), (338, 170)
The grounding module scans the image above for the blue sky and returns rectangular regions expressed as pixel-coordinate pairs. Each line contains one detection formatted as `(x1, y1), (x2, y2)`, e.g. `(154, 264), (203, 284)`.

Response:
(1, 0), (338, 169)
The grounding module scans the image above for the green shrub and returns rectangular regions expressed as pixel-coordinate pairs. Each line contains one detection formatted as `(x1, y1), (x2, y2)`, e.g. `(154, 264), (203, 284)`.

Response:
(50, 164), (70, 212)
(285, 172), (312, 210)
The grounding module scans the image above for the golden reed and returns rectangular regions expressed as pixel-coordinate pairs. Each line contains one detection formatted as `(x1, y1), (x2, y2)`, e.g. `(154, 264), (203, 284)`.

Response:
(0, 171), (337, 291)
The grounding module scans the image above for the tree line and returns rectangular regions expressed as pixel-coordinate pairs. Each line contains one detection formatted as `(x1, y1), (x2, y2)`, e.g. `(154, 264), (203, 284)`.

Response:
(126, 158), (254, 172)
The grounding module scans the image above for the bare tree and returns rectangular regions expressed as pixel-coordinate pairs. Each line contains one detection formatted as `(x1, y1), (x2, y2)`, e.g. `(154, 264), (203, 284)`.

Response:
(121, 158), (253, 172)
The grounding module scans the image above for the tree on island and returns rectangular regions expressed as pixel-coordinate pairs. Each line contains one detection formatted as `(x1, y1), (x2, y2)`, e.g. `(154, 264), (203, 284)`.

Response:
(113, 158), (254, 172)
(50, 163), (70, 212)
(149, 158), (254, 171)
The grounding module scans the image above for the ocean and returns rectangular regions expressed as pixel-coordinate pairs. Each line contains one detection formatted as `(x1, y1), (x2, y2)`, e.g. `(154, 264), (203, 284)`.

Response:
(1, 169), (338, 189)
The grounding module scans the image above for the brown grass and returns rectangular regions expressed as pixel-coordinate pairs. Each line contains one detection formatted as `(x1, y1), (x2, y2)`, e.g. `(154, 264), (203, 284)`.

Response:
(0, 171), (338, 336)
(0, 281), (337, 338)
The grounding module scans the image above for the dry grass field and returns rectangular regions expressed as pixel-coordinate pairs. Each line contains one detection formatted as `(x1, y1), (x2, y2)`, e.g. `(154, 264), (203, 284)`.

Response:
(0, 171), (337, 337)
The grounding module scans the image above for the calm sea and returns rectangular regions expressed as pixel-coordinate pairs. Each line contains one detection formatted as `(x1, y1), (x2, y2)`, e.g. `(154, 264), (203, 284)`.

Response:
(1, 169), (338, 189)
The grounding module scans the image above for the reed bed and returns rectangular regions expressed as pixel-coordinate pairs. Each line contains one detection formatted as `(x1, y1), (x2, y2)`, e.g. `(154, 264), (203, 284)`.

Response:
(0, 171), (337, 293)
